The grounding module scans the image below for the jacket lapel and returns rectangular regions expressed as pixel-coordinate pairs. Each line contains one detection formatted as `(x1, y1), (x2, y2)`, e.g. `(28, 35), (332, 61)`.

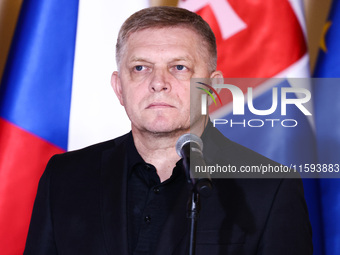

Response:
(100, 138), (129, 255)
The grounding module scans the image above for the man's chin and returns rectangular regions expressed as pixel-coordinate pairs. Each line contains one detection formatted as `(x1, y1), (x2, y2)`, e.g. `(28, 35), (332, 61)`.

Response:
(143, 123), (190, 136)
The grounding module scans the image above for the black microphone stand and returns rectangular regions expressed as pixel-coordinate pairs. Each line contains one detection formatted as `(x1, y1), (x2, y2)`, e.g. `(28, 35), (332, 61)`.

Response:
(186, 178), (212, 255)
(176, 134), (213, 255)
(182, 143), (213, 255)
(188, 191), (200, 255)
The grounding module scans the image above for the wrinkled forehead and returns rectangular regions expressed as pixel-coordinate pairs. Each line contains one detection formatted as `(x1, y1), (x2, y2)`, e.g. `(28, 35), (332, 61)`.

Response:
(126, 26), (202, 44)
(123, 27), (208, 58)
(124, 23), (200, 41)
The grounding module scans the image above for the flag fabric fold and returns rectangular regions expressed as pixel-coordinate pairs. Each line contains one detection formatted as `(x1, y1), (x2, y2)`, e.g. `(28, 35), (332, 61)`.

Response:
(314, 0), (340, 254)
(0, 0), (149, 253)
(179, 0), (322, 253)
(0, 0), (79, 254)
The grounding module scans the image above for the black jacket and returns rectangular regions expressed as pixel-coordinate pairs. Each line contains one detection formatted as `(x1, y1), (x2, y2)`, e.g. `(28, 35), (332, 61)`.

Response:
(24, 124), (312, 254)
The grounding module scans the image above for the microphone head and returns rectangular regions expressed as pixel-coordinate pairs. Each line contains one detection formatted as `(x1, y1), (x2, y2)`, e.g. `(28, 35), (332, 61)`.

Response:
(176, 133), (203, 157)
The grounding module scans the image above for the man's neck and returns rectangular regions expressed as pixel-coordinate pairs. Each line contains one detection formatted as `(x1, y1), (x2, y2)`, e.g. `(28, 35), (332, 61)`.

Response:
(131, 118), (208, 182)
(132, 129), (184, 182)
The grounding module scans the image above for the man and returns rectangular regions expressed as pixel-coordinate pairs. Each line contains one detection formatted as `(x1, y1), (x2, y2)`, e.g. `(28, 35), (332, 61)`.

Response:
(24, 6), (312, 255)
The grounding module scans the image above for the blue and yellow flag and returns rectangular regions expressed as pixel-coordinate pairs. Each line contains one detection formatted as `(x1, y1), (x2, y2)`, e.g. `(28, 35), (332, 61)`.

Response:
(313, 0), (340, 254)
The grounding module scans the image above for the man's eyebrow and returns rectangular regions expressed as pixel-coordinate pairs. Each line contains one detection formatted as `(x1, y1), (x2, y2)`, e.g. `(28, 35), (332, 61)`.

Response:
(170, 56), (193, 62)
(169, 58), (188, 63)
(129, 57), (151, 63)
(128, 56), (194, 63)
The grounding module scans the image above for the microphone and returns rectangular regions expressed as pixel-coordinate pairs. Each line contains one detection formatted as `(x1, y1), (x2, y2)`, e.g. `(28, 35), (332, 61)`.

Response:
(176, 134), (213, 197)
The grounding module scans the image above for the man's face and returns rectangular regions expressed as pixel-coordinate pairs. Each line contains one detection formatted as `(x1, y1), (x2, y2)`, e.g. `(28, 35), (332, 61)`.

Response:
(112, 27), (220, 135)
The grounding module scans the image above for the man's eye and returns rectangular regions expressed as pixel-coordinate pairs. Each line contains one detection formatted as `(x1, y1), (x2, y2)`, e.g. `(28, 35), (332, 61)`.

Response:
(176, 65), (186, 71)
(135, 66), (144, 71)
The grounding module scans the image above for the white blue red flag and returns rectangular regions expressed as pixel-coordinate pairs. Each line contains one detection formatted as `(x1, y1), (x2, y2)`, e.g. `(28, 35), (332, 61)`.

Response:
(0, 0), (147, 254)
(0, 1), (78, 253)
(179, 0), (321, 253)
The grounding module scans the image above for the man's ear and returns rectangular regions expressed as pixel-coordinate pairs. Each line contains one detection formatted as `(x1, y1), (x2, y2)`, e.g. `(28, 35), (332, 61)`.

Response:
(207, 70), (223, 106)
(111, 71), (124, 106)
(210, 70), (223, 92)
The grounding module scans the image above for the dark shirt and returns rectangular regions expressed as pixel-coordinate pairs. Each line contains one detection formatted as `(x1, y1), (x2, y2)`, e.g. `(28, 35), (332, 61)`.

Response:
(126, 135), (186, 255)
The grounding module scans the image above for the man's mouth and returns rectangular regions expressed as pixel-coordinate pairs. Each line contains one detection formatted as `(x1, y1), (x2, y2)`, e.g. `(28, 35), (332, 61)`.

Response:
(146, 102), (175, 109)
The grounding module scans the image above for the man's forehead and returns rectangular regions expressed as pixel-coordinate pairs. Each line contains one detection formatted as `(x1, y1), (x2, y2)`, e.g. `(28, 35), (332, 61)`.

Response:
(123, 27), (201, 55)
(126, 26), (200, 43)
(127, 25), (196, 35)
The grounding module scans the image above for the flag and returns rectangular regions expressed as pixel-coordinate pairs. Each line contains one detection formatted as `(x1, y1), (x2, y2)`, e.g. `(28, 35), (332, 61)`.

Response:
(0, 1), (78, 253)
(179, 0), (322, 253)
(0, 0), (147, 254)
(314, 0), (340, 254)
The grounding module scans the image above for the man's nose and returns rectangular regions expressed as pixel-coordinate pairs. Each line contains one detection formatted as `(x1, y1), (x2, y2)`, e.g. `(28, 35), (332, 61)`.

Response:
(149, 69), (171, 92)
